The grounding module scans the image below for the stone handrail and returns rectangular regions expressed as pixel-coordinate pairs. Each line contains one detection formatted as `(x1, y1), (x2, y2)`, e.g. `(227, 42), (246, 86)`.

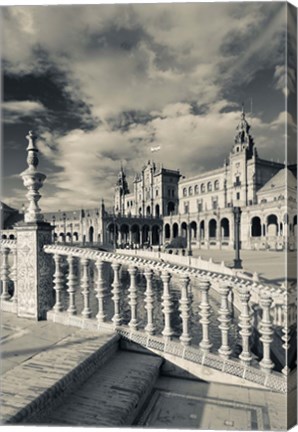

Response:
(0, 240), (18, 313)
(116, 248), (296, 325)
(42, 244), (293, 392)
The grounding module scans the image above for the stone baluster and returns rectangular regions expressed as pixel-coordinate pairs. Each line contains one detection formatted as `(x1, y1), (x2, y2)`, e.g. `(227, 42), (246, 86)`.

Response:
(81, 258), (91, 318)
(238, 286), (252, 365)
(199, 280), (212, 353)
(144, 269), (156, 335)
(66, 255), (77, 315)
(179, 275), (192, 346)
(111, 262), (122, 326)
(218, 284), (232, 358)
(277, 305), (283, 326)
(161, 271), (173, 340)
(128, 266), (138, 330)
(0, 247), (11, 300)
(259, 293), (274, 373)
(10, 248), (18, 303)
(53, 254), (64, 312)
(95, 259), (106, 323)
(282, 293), (290, 375)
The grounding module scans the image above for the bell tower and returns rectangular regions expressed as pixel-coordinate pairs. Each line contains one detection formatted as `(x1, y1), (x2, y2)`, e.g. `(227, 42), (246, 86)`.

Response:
(229, 106), (257, 206)
(114, 165), (130, 215)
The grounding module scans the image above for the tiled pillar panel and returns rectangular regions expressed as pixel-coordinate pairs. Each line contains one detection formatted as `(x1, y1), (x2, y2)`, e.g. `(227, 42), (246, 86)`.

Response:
(16, 222), (54, 320)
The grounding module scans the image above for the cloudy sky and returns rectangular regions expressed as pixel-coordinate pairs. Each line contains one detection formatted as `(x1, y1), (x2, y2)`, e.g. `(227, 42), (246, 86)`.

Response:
(1, 2), (297, 211)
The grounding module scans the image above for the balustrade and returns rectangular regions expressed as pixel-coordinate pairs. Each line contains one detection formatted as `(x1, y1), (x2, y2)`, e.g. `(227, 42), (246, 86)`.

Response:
(161, 271), (173, 341)
(95, 259), (106, 324)
(198, 280), (212, 353)
(111, 262), (122, 326)
(128, 266), (138, 330)
(0, 247), (11, 301)
(218, 284), (232, 358)
(282, 293), (290, 376)
(259, 293), (274, 373)
(179, 275), (192, 346)
(26, 244), (293, 390)
(238, 286), (252, 365)
(0, 242), (17, 306)
(81, 258), (92, 318)
(53, 254), (64, 312)
(10, 249), (18, 304)
(144, 268), (156, 335)
(66, 255), (77, 315)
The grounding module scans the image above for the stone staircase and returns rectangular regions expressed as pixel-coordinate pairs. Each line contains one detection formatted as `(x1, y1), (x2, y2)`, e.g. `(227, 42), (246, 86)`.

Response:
(35, 350), (163, 426)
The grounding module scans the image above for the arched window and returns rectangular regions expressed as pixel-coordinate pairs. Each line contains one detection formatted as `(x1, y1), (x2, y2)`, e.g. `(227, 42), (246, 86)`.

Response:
(183, 187), (187, 197)
(189, 186), (193, 196)
(194, 185), (199, 194)
(207, 181), (212, 192)
(214, 180), (219, 190)
(201, 184), (205, 193)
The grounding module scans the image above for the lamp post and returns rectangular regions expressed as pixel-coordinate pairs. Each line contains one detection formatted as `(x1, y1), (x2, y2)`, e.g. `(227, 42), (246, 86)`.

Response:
(63, 212), (66, 243)
(113, 214), (116, 250)
(233, 206), (242, 269)
(187, 213), (192, 256)
(52, 216), (56, 243)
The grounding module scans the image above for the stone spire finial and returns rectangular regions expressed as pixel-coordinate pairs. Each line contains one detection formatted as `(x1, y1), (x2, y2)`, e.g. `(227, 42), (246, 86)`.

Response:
(20, 130), (46, 223)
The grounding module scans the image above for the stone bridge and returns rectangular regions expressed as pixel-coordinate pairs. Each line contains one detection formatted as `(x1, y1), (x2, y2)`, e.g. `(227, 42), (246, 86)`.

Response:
(0, 131), (296, 428)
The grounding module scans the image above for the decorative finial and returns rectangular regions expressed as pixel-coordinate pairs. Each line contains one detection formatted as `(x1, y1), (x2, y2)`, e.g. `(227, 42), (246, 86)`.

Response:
(20, 130), (46, 223)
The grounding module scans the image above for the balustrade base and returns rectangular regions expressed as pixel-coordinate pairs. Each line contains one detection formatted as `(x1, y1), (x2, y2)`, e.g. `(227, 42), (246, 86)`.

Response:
(0, 299), (18, 314)
(45, 309), (288, 394)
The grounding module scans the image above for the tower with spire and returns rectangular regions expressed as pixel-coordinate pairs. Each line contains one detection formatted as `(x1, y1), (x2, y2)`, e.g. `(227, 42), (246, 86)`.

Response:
(232, 105), (255, 158)
(114, 165), (130, 215)
(228, 106), (258, 206)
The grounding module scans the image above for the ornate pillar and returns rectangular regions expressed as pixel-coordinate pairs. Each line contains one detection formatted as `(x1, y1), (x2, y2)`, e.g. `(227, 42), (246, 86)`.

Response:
(81, 258), (92, 318)
(179, 275), (192, 346)
(17, 131), (54, 320)
(128, 266), (138, 330)
(53, 254), (64, 312)
(161, 271), (173, 340)
(111, 262), (122, 326)
(0, 247), (11, 300)
(144, 268), (156, 335)
(199, 280), (212, 352)
(95, 259), (106, 323)
(218, 284), (232, 358)
(66, 255), (77, 315)
(259, 293), (274, 373)
(238, 286), (252, 365)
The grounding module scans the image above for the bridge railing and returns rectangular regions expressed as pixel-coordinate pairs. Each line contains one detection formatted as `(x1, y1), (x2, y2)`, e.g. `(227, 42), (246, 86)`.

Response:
(41, 244), (294, 392)
(0, 239), (18, 313)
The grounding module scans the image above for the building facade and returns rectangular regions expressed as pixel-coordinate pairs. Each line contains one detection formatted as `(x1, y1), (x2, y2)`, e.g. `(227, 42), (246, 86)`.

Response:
(114, 161), (180, 218)
(2, 109), (296, 251)
(163, 109), (297, 251)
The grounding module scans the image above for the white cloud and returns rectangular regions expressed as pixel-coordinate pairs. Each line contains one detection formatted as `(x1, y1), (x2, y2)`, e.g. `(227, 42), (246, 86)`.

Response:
(2, 3), (286, 118)
(2, 100), (46, 123)
(32, 101), (288, 211)
(2, 3), (289, 211)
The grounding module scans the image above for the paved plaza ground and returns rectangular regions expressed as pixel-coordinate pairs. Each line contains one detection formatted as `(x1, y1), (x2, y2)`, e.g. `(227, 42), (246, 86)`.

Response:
(192, 249), (296, 286)
(1, 311), (295, 429)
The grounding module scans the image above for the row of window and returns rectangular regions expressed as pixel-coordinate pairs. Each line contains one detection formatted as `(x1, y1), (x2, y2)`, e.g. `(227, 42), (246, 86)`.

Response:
(182, 180), (220, 197)
(183, 198), (218, 214)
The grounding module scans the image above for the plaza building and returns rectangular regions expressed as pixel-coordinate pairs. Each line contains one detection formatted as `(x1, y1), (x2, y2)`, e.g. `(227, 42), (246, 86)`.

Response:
(163, 109), (297, 251)
(1, 109), (296, 251)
